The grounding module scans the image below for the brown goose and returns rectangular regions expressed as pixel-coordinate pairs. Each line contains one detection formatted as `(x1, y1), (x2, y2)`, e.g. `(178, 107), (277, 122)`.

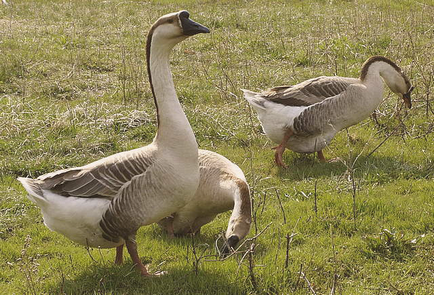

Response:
(17, 11), (209, 277)
(158, 149), (251, 254)
(242, 56), (414, 167)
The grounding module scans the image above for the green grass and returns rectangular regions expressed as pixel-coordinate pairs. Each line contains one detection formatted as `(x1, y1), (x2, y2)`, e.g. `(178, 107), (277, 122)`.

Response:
(1, 0), (434, 293)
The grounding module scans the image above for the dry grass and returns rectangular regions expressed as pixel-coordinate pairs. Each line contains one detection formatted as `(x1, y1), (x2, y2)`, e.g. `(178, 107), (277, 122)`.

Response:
(1, 0), (434, 293)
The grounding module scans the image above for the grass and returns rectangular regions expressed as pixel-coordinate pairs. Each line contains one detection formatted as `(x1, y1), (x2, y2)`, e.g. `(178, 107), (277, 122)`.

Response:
(1, 0), (434, 293)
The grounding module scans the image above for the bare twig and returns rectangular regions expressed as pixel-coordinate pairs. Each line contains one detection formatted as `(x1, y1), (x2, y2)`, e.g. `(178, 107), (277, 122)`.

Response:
(247, 243), (258, 291)
(235, 243), (259, 291)
(300, 271), (317, 295)
(189, 234), (209, 275)
(209, 223), (272, 261)
(330, 225), (339, 295)
(236, 244), (252, 275)
(285, 217), (301, 269)
(19, 235), (37, 295)
(85, 240), (97, 263)
(367, 113), (409, 158)
(293, 263), (303, 292)
(251, 190), (258, 235)
(349, 167), (357, 228)
(314, 180), (318, 217)
(261, 191), (267, 215)
(275, 188), (287, 224)
(284, 233), (298, 269)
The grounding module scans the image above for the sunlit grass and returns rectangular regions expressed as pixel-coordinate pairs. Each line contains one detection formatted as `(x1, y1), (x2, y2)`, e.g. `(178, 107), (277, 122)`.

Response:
(1, 0), (434, 293)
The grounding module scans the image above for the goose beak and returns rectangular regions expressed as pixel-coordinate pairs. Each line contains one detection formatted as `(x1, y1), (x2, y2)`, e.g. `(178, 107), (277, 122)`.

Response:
(179, 11), (210, 36)
(403, 86), (414, 109)
(221, 235), (240, 257)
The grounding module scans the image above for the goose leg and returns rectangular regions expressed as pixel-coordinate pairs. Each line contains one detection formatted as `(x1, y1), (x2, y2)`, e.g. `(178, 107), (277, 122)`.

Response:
(114, 244), (124, 265)
(125, 239), (151, 277)
(317, 150), (340, 163)
(125, 238), (166, 277)
(317, 150), (326, 162)
(166, 218), (175, 238)
(272, 129), (293, 168)
(160, 215), (175, 238)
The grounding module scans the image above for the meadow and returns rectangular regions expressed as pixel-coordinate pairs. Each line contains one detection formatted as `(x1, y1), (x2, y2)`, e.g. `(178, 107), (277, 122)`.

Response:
(1, 0), (434, 293)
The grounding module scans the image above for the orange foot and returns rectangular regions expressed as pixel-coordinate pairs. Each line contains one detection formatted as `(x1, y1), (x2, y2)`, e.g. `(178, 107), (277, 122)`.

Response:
(272, 145), (287, 168)
(140, 264), (168, 277)
(317, 150), (340, 163)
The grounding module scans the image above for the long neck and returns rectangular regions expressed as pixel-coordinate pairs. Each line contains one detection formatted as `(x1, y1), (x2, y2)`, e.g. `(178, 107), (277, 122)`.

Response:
(359, 61), (390, 108)
(360, 57), (402, 99)
(147, 36), (197, 150)
(226, 179), (251, 238)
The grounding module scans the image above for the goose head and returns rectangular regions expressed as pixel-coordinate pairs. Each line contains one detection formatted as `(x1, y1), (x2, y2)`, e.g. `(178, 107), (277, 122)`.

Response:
(148, 10), (210, 50)
(221, 216), (251, 256)
(361, 56), (414, 108)
(381, 65), (413, 109)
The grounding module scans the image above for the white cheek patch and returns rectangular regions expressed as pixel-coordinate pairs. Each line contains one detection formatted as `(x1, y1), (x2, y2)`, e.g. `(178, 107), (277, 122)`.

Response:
(177, 17), (182, 32)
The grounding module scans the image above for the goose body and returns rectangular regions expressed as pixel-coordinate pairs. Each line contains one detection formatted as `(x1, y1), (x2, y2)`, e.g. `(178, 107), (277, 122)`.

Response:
(158, 149), (251, 252)
(243, 56), (413, 167)
(17, 11), (210, 276)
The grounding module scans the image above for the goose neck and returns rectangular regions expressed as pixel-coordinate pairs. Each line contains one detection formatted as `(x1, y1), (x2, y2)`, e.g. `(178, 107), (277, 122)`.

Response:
(360, 62), (387, 96)
(361, 60), (399, 88)
(228, 180), (251, 227)
(147, 37), (197, 148)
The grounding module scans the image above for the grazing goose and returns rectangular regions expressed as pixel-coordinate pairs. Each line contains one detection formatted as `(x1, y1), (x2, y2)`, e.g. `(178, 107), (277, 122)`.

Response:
(17, 11), (209, 277)
(242, 56), (414, 167)
(158, 149), (251, 254)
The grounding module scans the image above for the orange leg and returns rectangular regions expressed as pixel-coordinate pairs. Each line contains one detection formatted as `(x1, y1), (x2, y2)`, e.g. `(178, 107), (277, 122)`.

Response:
(125, 239), (151, 277)
(317, 150), (340, 163)
(317, 150), (326, 162)
(272, 129), (293, 168)
(125, 239), (167, 277)
(114, 244), (124, 265)
(166, 217), (175, 238)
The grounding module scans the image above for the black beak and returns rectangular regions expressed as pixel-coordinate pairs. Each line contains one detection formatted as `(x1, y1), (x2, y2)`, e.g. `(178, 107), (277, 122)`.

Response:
(179, 10), (210, 36)
(221, 235), (240, 257)
(403, 86), (414, 109)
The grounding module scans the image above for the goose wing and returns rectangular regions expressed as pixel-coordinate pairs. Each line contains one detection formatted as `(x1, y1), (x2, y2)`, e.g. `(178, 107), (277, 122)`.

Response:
(292, 83), (361, 136)
(262, 76), (356, 107)
(36, 148), (155, 199)
(100, 162), (183, 241)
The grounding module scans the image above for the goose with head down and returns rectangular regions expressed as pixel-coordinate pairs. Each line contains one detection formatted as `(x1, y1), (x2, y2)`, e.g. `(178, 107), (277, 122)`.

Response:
(158, 149), (251, 255)
(242, 56), (414, 168)
(17, 11), (209, 277)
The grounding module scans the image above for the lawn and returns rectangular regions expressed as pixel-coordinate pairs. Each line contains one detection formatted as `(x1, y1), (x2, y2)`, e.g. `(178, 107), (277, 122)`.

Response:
(1, 0), (434, 294)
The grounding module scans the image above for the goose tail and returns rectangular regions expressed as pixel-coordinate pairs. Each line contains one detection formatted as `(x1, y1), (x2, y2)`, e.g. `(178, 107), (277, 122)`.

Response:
(17, 177), (47, 205)
(241, 89), (267, 111)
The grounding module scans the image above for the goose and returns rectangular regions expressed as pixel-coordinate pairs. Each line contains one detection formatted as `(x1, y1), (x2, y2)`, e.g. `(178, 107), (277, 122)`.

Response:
(158, 149), (251, 254)
(242, 56), (414, 167)
(17, 11), (209, 277)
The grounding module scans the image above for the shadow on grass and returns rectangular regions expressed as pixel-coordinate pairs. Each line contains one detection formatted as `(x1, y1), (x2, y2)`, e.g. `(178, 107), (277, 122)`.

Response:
(49, 263), (244, 294)
(276, 153), (431, 182)
(46, 229), (246, 294)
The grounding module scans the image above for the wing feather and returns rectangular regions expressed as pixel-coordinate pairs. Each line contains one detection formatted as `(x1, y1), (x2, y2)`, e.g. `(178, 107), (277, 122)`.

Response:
(293, 84), (360, 136)
(261, 76), (356, 107)
(37, 148), (155, 199)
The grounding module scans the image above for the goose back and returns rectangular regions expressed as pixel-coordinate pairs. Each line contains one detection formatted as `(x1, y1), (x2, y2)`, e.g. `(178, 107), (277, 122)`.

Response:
(37, 147), (156, 199)
(262, 76), (358, 107)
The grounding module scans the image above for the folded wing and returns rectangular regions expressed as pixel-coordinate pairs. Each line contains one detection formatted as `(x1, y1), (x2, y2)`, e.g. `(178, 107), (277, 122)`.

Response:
(36, 148), (155, 199)
(262, 76), (355, 107)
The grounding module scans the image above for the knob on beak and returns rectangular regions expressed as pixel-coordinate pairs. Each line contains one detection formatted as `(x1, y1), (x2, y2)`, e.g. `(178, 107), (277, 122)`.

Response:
(179, 10), (210, 36)
(221, 235), (240, 257)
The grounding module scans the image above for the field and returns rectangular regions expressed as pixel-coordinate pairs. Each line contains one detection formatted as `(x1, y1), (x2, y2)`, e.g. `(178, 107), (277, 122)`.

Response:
(1, 0), (434, 293)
